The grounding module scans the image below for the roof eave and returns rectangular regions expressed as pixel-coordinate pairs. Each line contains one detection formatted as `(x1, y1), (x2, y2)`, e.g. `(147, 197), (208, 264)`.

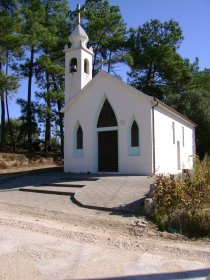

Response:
(151, 97), (197, 127)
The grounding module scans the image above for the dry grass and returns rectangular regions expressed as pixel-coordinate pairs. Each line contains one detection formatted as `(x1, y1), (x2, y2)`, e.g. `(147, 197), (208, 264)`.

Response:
(0, 152), (63, 173)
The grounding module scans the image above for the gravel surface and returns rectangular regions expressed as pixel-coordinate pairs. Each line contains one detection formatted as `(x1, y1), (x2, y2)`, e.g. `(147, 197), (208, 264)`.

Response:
(0, 204), (210, 280)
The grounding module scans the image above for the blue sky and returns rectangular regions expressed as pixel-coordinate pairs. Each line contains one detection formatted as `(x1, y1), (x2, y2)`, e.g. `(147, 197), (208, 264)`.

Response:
(9, 0), (210, 118)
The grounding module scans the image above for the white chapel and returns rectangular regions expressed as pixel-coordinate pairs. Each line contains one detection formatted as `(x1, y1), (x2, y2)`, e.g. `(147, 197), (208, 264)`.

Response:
(62, 19), (196, 175)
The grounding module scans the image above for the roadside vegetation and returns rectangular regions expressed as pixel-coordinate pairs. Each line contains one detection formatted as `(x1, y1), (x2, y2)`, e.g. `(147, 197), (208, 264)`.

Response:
(151, 155), (210, 237)
(0, 152), (63, 172)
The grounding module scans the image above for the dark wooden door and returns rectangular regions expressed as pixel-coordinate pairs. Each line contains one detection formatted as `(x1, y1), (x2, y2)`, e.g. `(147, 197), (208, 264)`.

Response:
(98, 130), (118, 172)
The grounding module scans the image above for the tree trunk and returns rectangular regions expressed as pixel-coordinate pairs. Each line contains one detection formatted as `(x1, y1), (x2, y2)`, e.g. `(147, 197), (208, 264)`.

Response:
(107, 50), (112, 73)
(0, 62), (6, 149)
(27, 47), (34, 152)
(5, 57), (16, 151)
(45, 73), (51, 152)
(43, 4), (51, 153)
(92, 31), (106, 75)
(56, 100), (64, 154)
(52, 76), (64, 154)
(145, 61), (153, 93)
(92, 51), (98, 76)
(0, 94), (6, 150)
(6, 91), (16, 151)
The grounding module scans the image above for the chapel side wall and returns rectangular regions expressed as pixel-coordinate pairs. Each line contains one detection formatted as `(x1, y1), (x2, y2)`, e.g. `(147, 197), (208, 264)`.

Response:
(64, 76), (153, 175)
(64, 109), (71, 172)
(154, 107), (195, 174)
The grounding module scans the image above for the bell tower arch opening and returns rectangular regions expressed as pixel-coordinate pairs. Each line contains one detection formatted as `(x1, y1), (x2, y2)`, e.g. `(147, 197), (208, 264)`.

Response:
(70, 58), (77, 73)
(84, 58), (89, 74)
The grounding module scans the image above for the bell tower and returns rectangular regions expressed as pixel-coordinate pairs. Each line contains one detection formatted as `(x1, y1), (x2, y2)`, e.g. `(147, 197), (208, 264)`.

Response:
(64, 5), (93, 104)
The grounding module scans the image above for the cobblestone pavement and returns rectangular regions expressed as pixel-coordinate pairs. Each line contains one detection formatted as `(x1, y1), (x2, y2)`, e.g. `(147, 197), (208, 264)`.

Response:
(74, 176), (153, 212)
(0, 169), (153, 213)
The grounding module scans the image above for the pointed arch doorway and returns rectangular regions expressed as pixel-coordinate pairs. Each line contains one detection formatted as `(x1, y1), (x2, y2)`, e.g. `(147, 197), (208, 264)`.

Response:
(97, 99), (118, 172)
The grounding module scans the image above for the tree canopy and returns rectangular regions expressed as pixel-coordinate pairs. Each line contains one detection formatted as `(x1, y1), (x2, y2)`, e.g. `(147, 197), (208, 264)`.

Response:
(126, 19), (193, 100)
(84, 0), (127, 75)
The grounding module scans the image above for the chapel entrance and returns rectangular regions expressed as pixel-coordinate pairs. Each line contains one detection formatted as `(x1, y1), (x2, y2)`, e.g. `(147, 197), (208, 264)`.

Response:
(98, 130), (118, 172)
(97, 99), (118, 172)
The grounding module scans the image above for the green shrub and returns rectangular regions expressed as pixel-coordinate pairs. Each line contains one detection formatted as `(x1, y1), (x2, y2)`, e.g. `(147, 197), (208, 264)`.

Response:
(170, 209), (210, 237)
(152, 155), (210, 237)
(191, 155), (210, 187)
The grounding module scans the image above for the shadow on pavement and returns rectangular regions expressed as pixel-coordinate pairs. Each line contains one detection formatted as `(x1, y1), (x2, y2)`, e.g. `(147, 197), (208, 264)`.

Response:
(0, 166), (63, 190)
(78, 268), (210, 280)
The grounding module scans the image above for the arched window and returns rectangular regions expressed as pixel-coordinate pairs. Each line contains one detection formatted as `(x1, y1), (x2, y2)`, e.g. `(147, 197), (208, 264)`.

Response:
(77, 125), (83, 149)
(70, 57), (77, 73)
(131, 120), (139, 147)
(97, 99), (117, 128)
(84, 59), (89, 74)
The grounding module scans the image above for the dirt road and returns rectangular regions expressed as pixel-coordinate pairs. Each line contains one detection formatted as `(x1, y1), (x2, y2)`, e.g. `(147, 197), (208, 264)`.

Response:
(0, 206), (209, 280)
(0, 166), (209, 279)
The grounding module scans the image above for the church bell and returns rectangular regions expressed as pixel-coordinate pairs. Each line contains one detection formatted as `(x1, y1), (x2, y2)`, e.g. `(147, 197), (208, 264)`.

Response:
(70, 65), (77, 73)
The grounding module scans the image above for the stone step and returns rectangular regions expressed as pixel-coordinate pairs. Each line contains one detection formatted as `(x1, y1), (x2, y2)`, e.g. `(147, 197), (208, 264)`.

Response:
(41, 183), (85, 188)
(59, 177), (99, 181)
(19, 185), (81, 196)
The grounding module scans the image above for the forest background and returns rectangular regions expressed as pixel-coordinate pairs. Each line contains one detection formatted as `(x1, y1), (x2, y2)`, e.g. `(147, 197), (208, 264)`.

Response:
(0, 0), (209, 158)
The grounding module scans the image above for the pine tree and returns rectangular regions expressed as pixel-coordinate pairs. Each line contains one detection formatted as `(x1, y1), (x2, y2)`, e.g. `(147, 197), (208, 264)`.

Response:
(171, 62), (210, 158)
(35, 0), (69, 152)
(19, 0), (48, 152)
(84, 0), (126, 76)
(127, 19), (192, 100)
(0, 0), (21, 149)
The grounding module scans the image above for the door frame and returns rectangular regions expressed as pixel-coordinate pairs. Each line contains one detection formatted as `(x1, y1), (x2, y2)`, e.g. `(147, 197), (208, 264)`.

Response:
(96, 126), (119, 173)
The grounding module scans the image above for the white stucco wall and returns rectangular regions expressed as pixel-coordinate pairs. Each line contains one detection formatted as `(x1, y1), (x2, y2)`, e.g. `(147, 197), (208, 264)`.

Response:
(154, 106), (195, 174)
(64, 73), (153, 175)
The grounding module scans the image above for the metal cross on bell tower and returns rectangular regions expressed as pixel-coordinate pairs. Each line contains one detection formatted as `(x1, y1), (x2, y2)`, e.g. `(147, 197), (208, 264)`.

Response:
(71, 4), (86, 25)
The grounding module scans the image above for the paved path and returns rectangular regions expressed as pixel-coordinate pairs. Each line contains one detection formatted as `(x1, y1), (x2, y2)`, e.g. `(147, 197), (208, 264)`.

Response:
(0, 169), (153, 213)
(74, 176), (153, 212)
